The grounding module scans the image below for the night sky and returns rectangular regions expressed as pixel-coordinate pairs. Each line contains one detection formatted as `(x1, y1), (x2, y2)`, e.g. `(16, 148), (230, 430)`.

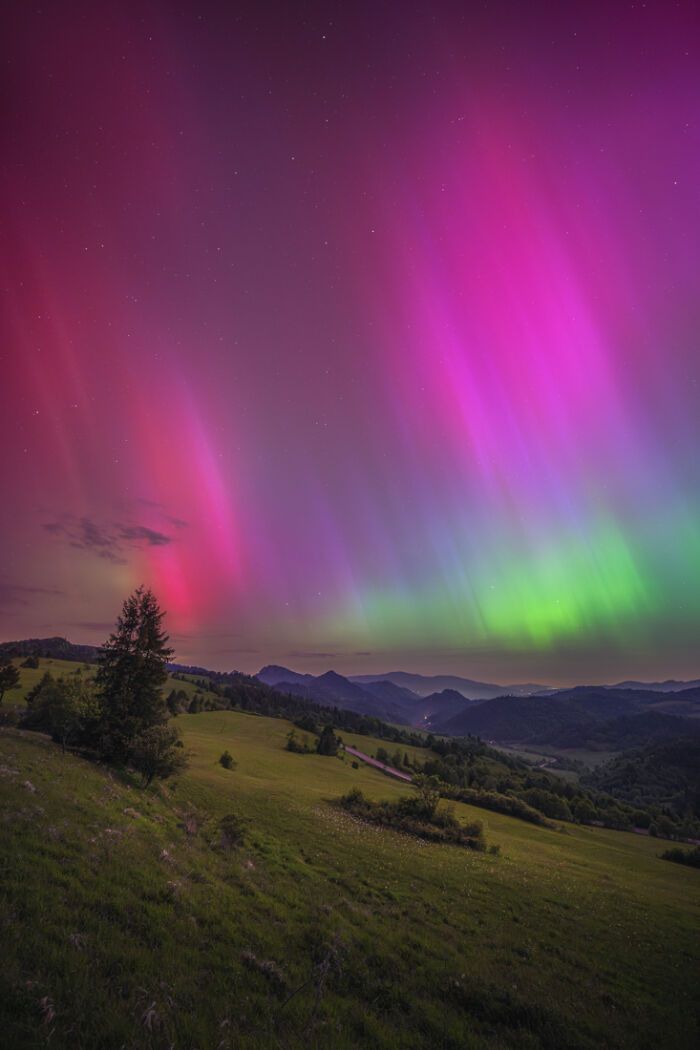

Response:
(2, 1), (699, 684)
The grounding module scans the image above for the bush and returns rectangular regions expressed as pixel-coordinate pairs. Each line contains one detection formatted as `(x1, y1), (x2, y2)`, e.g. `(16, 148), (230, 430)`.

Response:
(286, 729), (311, 753)
(219, 750), (236, 770)
(412, 773), (441, 817)
(338, 790), (489, 851)
(661, 845), (700, 869)
(129, 724), (188, 786)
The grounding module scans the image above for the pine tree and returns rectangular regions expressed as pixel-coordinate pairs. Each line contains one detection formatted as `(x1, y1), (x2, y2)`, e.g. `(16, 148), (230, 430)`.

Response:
(95, 587), (174, 761)
(316, 724), (339, 756)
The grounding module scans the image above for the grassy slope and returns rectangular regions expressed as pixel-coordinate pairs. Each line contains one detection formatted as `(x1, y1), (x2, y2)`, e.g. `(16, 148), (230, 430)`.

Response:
(5, 658), (93, 703)
(0, 708), (698, 1049)
(4, 657), (220, 709)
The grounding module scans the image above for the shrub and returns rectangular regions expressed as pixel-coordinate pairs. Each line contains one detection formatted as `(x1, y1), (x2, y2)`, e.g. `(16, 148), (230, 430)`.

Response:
(661, 845), (700, 869)
(338, 790), (489, 851)
(129, 724), (188, 787)
(219, 750), (236, 770)
(286, 729), (311, 753)
(412, 773), (441, 818)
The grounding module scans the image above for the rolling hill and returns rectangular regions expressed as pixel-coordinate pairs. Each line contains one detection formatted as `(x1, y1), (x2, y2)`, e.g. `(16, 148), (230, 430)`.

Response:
(583, 738), (700, 818)
(611, 678), (700, 692)
(1, 709), (698, 1049)
(0, 636), (100, 663)
(428, 685), (700, 750)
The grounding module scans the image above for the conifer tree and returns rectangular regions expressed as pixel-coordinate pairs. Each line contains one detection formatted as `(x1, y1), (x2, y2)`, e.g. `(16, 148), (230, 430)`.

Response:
(95, 587), (174, 761)
(316, 724), (339, 756)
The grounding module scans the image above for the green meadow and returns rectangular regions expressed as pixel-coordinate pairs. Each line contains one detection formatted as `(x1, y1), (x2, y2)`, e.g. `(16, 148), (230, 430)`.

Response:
(1, 694), (698, 1050)
(4, 657), (221, 709)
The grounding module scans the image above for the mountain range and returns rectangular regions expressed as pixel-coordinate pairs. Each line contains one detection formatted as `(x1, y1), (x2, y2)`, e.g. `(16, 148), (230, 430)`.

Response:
(256, 664), (700, 750)
(427, 685), (700, 750)
(350, 670), (549, 699)
(2, 639), (699, 754)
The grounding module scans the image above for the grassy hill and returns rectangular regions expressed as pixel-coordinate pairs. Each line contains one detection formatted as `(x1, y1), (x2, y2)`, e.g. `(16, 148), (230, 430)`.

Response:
(1, 706), (698, 1049)
(2, 656), (222, 710)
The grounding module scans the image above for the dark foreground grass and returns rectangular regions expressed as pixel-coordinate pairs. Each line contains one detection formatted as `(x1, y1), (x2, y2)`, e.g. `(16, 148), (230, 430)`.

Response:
(1, 713), (699, 1049)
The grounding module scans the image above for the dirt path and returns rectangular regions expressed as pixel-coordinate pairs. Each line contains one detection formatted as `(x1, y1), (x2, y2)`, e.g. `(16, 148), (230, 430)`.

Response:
(343, 745), (413, 783)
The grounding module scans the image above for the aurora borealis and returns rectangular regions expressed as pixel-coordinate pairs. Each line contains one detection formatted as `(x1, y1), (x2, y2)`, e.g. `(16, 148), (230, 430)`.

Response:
(2, 2), (699, 683)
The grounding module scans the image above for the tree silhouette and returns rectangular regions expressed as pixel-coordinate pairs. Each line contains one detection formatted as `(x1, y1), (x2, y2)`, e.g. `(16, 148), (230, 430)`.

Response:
(95, 587), (174, 761)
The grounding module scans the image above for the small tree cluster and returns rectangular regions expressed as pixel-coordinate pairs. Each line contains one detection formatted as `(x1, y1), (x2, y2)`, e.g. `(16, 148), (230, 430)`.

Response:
(24, 672), (98, 752)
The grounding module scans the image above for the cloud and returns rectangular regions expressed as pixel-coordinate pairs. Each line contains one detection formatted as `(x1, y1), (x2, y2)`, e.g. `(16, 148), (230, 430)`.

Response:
(118, 525), (171, 546)
(0, 583), (65, 608)
(43, 515), (175, 564)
